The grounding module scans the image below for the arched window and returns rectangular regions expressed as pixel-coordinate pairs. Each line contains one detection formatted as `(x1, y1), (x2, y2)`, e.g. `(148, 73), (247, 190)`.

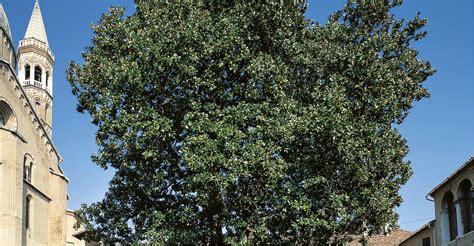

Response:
(0, 100), (15, 129)
(34, 66), (42, 83)
(45, 103), (49, 120)
(0, 111), (5, 127)
(25, 195), (32, 229)
(34, 98), (41, 108)
(460, 180), (473, 233)
(24, 158), (32, 183)
(441, 192), (458, 242)
(25, 64), (31, 80)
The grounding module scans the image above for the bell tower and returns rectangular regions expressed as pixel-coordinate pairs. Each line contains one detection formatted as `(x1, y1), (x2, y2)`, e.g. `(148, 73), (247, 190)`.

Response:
(18, 0), (54, 135)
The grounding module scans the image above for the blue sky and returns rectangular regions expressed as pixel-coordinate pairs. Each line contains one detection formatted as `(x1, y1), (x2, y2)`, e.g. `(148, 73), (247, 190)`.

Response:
(2, 0), (473, 232)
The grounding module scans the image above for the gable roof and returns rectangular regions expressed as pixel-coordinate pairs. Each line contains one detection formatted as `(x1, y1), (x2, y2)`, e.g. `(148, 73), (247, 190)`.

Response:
(343, 228), (412, 246)
(399, 220), (435, 245)
(427, 157), (474, 197)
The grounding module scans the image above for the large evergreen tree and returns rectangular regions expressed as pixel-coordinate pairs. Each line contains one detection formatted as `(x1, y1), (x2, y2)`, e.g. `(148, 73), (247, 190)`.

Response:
(68, 0), (434, 244)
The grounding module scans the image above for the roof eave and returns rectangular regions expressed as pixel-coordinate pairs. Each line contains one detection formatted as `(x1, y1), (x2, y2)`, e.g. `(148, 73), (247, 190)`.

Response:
(427, 157), (474, 197)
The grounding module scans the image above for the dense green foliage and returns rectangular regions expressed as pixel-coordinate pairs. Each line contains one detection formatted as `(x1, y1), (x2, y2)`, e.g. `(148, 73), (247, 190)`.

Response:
(68, 0), (434, 244)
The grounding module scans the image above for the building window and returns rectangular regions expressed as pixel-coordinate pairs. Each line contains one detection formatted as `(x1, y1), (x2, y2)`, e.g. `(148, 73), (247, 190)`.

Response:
(25, 195), (32, 229)
(25, 64), (31, 80)
(34, 66), (42, 82)
(45, 103), (49, 120)
(422, 237), (430, 246)
(0, 112), (5, 127)
(460, 179), (473, 233)
(471, 189), (474, 233)
(24, 159), (32, 183)
(46, 71), (49, 87)
(34, 98), (41, 108)
(442, 191), (458, 241)
(0, 100), (15, 129)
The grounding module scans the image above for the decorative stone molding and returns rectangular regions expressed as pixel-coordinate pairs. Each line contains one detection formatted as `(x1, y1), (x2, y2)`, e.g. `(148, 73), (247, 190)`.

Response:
(0, 60), (62, 163)
(18, 51), (52, 71)
(18, 38), (54, 64)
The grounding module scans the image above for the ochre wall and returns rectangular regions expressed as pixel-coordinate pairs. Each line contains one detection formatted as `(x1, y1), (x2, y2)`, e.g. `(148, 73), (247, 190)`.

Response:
(431, 163), (474, 245)
(400, 226), (433, 246)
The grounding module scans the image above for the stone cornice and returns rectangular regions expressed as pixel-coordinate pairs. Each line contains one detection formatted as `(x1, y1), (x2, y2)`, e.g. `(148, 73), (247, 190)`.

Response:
(0, 126), (28, 143)
(49, 166), (70, 183)
(23, 84), (53, 99)
(24, 179), (52, 202)
(0, 59), (62, 163)
(18, 40), (55, 66)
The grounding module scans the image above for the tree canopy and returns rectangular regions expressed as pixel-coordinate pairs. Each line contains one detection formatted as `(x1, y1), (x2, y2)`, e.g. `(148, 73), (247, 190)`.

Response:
(68, 0), (434, 244)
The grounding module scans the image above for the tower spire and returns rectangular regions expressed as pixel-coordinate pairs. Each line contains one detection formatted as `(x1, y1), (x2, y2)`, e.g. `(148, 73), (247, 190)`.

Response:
(18, 0), (55, 135)
(24, 0), (49, 45)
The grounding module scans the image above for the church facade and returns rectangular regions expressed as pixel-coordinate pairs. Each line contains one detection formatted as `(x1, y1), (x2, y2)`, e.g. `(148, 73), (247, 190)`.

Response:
(0, 1), (89, 245)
